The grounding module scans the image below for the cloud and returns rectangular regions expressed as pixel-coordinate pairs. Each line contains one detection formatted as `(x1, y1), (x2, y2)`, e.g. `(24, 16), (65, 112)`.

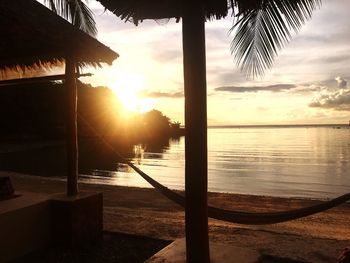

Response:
(215, 84), (296, 93)
(310, 54), (350, 64)
(309, 77), (350, 111)
(292, 84), (322, 94)
(207, 66), (247, 87)
(140, 91), (183, 98)
(309, 90), (350, 110)
(335, 76), (347, 88)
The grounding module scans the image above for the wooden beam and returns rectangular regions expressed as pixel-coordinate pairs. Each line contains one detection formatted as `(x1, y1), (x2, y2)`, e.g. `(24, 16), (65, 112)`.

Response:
(0, 73), (92, 87)
(65, 57), (78, 196)
(182, 3), (210, 263)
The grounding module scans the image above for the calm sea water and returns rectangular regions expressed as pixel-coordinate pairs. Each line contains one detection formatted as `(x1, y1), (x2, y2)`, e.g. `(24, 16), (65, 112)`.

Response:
(81, 125), (350, 199)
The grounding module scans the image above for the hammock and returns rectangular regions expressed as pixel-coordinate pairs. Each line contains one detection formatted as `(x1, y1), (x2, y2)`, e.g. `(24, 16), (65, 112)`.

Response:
(123, 156), (350, 225)
(79, 115), (350, 225)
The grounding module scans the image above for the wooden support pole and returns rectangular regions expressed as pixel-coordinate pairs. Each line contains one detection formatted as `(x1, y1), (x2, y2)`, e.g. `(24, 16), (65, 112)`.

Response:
(182, 3), (210, 263)
(65, 57), (78, 196)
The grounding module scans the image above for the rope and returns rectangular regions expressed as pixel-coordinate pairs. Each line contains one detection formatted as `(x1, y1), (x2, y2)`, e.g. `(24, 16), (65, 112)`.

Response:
(78, 115), (350, 225)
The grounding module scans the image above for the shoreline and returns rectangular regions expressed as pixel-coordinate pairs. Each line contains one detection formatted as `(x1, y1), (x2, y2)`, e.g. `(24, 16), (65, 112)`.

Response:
(9, 170), (350, 202)
(79, 178), (350, 202)
(3, 171), (350, 262)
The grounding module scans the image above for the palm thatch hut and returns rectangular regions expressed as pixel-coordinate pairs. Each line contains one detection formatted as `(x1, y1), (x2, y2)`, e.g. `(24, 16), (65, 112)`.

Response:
(96, 0), (231, 23)
(93, 1), (239, 262)
(0, 0), (119, 196)
(0, 0), (117, 73)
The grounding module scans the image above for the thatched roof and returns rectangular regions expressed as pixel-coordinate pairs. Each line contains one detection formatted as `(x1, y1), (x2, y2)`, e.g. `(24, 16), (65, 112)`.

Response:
(96, 0), (235, 24)
(0, 0), (119, 73)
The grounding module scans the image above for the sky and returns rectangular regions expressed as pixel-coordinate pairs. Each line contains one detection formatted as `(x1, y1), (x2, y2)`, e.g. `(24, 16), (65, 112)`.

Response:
(71, 1), (350, 125)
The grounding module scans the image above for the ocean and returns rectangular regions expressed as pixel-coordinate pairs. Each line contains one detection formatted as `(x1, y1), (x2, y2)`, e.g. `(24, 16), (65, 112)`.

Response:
(79, 125), (350, 199)
(1, 125), (349, 199)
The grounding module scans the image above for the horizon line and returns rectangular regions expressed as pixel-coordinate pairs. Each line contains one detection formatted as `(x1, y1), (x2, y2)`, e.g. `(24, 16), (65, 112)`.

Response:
(207, 123), (349, 128)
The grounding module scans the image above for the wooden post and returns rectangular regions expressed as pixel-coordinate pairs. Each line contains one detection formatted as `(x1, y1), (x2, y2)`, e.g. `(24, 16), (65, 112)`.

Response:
(182, 3), (210, 263)
(65, 57), (78, 196)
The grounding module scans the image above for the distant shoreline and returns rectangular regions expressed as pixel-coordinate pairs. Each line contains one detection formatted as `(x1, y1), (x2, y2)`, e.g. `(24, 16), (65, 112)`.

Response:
(208, 123), (349, 129)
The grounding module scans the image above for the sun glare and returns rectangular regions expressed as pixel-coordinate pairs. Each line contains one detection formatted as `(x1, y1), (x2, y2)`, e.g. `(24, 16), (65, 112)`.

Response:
(110, 73), (155, 114)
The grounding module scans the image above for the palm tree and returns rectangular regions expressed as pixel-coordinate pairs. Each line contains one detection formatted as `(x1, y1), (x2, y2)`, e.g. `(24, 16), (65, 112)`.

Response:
(43, 0), (321, 262)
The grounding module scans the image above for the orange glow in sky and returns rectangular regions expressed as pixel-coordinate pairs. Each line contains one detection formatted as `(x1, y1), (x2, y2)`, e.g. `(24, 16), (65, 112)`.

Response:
(109, 72), (155, 114)
(80, 0), (350, 125)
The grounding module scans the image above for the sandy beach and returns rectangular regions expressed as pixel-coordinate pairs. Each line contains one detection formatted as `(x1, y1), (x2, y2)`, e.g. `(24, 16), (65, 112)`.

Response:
(3, 171), (350, 262)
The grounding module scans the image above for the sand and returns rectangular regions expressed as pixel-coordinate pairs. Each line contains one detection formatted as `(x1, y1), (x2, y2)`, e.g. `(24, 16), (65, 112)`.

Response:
(3, 171), (350, 262)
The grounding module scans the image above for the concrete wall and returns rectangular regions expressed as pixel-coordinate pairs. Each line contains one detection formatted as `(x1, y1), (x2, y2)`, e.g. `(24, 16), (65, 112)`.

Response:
(0, 193), (51, 263)
(0, 191), (103, 262)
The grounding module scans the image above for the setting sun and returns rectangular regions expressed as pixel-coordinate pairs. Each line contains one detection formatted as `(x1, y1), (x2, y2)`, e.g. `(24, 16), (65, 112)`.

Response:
(109, 73), (155, 114)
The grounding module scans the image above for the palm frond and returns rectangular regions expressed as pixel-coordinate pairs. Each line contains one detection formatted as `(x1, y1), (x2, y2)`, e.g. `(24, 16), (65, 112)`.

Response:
(46, 0), (57, 13)
(70, 0), (97, 36)
(231, 0), (321, 77)
(43, 0), (97, 37)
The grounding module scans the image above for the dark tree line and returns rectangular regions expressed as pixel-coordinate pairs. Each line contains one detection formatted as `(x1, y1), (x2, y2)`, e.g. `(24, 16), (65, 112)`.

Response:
(0, 81), (183, 143)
